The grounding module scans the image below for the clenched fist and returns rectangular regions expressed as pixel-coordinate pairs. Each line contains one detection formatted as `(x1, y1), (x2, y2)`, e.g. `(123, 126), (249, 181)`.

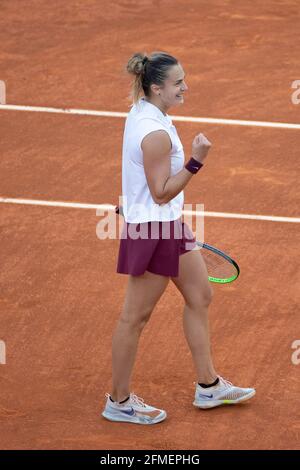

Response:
(191, 133), (212, 163)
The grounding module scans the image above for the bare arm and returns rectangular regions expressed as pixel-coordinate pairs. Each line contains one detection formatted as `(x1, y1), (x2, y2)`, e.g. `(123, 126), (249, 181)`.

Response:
(142, 130), (193, 205)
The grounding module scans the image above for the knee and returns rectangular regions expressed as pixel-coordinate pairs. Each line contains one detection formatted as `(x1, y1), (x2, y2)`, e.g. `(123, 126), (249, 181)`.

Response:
(120, 306), (153, 331)
(187, 284), (213, 310)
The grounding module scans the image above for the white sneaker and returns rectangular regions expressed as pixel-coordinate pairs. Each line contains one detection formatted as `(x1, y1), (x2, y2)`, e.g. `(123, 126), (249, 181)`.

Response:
(102, 393), (167, 425)
(193, 376), (256, 409)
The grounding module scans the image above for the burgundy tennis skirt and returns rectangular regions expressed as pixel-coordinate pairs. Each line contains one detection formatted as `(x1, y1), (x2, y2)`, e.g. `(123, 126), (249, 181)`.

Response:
(117, 217), (196, 277)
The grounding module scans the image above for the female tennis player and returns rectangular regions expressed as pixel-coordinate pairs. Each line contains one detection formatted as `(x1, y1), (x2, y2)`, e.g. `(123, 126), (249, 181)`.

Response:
(102, 51), (255, 424)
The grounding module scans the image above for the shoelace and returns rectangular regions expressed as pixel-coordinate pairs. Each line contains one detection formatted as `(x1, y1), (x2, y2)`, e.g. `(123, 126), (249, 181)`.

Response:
(218, 376), (233, 389)
(130, 393), (146, 407)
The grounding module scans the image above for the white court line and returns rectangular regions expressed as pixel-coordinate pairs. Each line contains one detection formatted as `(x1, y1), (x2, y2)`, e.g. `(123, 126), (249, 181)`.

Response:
(0, 104), (300, 129)
(0, 197), (299, 223)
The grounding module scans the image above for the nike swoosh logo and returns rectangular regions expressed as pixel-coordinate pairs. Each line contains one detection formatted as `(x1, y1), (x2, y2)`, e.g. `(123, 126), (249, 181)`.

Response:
(198, 393), (213, 399)
(119, 407), (135, 416)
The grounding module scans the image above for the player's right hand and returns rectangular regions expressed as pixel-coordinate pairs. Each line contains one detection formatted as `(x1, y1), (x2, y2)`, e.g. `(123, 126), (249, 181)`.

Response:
(191, 133), (212, 163)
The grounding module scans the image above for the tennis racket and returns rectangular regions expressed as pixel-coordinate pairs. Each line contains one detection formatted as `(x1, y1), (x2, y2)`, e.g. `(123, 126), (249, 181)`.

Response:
(115, 206), (240, 284)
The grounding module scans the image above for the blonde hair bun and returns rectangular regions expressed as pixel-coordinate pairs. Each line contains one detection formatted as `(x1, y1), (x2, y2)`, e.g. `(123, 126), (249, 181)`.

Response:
(126, 52), (147, 76)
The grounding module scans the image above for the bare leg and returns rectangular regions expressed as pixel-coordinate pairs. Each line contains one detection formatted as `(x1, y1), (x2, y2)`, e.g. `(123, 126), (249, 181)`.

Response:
(111, 271), (169, 402)
(172, 250), (217, 384)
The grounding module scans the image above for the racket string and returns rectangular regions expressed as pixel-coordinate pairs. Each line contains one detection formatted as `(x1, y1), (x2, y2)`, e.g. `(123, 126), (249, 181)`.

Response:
(201, 250), (237, 279)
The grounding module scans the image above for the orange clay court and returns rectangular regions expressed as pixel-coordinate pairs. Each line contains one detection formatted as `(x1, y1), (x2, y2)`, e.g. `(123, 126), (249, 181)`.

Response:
(0, 0), (299, 450)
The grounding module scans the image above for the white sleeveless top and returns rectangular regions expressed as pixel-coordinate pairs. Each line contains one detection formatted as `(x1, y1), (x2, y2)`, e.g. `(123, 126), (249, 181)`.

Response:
(121, 97), (185, 223)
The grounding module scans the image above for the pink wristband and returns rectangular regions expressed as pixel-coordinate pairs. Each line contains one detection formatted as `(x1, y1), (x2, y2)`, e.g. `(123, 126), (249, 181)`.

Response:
(185, 157), (203, 174)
